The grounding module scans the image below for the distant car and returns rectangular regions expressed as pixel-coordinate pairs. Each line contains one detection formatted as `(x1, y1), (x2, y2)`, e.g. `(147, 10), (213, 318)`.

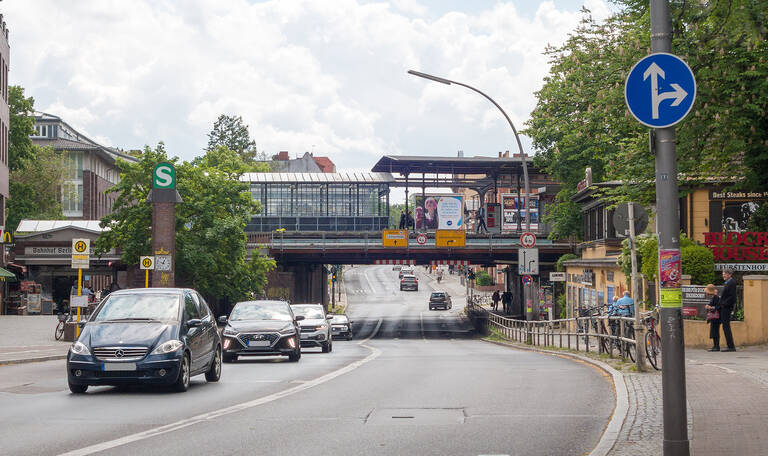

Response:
(399, 266), (414, 278)
(291, 304), (334, 353)
(66, 288), (222, 394)
(219, 300), (303, 363)
(392, 265), (401, 271)
(400, 274), (419, 291)
(429, 291), (452, 310)
(330, 314), (353, 340)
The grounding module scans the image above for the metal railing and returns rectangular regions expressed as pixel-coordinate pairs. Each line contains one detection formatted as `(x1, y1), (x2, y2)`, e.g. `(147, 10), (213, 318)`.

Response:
(466, 302), (638, 361)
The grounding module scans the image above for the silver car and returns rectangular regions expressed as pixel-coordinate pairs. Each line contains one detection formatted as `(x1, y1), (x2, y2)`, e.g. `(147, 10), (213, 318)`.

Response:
(290, 304), (334, 353)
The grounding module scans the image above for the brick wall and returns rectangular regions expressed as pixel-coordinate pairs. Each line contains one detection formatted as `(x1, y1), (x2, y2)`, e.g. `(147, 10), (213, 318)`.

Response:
(82, 170), (117, 220)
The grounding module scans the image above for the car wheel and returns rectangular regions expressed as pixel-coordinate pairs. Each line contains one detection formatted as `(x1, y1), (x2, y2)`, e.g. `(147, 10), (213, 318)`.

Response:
(288, 349), (301, 362)
(347, 335), (353, 341)
(328, 340), (333, 352)
(68, 382), (87, 394)
(223, 353), (236, 363)
(205, 346), (222, 382)
(173, 353), (191, 392)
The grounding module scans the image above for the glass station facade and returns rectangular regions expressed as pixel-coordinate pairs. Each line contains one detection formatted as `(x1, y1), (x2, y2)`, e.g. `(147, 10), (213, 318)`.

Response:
(242, 173), (393, 232)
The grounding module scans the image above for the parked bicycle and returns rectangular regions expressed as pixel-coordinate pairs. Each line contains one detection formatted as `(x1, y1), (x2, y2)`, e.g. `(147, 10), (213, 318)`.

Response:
(55, 312), (70, 340)
(643, 310), (662, 370)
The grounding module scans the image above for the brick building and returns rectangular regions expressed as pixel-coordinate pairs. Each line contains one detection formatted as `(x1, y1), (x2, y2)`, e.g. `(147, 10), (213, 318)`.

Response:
(0, 16), (9, 242)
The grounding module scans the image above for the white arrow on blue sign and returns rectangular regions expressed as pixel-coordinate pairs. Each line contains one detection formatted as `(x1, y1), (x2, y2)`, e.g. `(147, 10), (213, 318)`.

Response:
(625, 53), (696, 128)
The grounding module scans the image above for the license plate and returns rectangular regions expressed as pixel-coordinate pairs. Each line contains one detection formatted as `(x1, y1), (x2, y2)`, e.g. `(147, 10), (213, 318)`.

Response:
(248, 340), (270, 347)
(102, 363), (137, 371)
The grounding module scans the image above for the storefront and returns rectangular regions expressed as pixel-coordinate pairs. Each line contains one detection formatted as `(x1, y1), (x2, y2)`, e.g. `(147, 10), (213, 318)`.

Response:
(10, 221), (122, 312)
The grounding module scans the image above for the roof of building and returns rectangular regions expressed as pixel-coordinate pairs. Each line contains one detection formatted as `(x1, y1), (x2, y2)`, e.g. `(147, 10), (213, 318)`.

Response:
(371, 155), (542, 175)
(240, 172), (395, 184)
(312, 156), (336, 173)
(15, 220), (107, 235)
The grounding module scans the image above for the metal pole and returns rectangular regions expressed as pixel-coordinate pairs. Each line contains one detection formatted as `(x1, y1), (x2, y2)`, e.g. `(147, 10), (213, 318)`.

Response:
(650, 1), (689, 454)
(628, 203), (647, 371)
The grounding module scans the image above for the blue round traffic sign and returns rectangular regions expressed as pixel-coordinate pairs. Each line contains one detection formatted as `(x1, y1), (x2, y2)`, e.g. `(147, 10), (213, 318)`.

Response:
(625, 53), (696, 128)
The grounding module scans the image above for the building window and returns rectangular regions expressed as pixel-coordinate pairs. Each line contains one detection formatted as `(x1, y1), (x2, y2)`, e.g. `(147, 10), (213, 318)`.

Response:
(61, 151), (84, 217)
(32, 124), (49, 138)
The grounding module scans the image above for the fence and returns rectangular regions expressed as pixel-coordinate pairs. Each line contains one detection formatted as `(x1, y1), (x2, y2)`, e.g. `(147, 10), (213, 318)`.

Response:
(466, 302), (638, 361)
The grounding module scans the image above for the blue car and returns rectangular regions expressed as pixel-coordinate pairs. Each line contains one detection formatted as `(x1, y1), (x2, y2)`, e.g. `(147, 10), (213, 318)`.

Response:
(66, 288), (222, 394)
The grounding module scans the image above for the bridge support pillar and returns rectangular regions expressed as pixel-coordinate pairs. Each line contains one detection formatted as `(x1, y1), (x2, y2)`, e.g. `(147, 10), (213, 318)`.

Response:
(265, 263), (330, 309)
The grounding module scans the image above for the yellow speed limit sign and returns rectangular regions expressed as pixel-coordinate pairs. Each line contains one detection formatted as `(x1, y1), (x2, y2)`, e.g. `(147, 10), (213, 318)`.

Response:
(140, 256), (155, 270)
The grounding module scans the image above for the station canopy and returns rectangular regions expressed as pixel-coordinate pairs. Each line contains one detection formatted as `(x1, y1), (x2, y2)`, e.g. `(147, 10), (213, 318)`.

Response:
(371, 155), (540, 176)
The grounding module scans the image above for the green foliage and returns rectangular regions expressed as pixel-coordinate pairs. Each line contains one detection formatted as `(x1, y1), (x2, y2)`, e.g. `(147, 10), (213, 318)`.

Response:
(8, 86), (35, 171)
(475, 270), (492, 286)
(681, 244), (715, 285)
(747, 204), (768, 231)
(389, 203), (404, 228)
(558, 293), (567, 319)
(556, 253), (579, 272)
(526, 2), (768, 239)
(96, 143), (275, 303)
(191, 145), (270, 175)
(207, 115), (259, 163)
(7, 146), (65, 232)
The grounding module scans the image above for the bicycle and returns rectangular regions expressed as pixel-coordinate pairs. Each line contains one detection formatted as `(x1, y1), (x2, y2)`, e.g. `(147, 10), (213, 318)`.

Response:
(55, 312), (70, 340)
(643, 311), (662, 370)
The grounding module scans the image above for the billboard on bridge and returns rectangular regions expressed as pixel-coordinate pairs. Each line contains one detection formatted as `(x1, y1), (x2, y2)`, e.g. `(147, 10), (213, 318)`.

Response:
(411, 193), (464, 231)
(501, 193), (539, 231)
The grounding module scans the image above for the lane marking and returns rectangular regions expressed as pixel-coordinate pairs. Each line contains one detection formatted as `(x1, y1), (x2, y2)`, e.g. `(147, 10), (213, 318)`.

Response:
(59, 336), (382, 456)
(420, 312), (427, 342)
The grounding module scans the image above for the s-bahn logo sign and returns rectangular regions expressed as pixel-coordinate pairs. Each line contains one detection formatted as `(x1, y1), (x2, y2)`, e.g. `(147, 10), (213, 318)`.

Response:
(153, 162), (176, 189)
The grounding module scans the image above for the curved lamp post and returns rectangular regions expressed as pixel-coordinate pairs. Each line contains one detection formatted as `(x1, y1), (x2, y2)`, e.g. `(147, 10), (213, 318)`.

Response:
(407, 69), (531, 231)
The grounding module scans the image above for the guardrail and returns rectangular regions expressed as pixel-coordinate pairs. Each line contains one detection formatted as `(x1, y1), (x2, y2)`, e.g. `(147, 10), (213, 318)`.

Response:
(466, 302), (638, 361)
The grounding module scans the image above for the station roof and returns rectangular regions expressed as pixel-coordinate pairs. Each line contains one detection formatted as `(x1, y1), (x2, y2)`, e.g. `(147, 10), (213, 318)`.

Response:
(15, 220), (106, 234)
(241, 172), (395, 184)
(371, 155), (539, 175)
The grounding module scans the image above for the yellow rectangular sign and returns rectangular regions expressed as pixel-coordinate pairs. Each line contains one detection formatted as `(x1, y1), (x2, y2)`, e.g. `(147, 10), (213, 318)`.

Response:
(436, 230), (466, 247)
(660, 288), (682, 308)
(382, 229), (408, 247)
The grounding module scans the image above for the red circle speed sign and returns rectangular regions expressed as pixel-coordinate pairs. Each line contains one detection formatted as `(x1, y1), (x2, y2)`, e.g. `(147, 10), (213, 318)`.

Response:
(520, 232), (537, 248)
(416, 233), (427, 245)
(522, 275), (533, 286)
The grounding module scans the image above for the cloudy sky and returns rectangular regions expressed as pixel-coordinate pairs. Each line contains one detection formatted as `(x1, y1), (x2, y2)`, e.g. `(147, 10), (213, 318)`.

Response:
(3, 0), (614, 171)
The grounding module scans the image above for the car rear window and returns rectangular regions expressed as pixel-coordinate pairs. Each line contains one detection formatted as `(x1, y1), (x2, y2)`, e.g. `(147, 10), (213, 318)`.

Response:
(431, 292), (446, 298)
(402, 276), (417, 282)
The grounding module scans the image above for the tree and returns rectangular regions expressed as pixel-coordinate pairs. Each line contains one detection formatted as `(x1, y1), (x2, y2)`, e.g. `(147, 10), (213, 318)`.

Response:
(620, 233), (714, 286)
(95, 143), (275, 304)
(525, 2), (768, 239)
(192, 145), (270, 175)
(6, 85), (65, 232)
(206, 115), (259, 163)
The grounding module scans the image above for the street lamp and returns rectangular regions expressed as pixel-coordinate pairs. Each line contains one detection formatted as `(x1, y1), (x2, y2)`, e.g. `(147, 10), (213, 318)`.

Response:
(407, 69), (531, 231)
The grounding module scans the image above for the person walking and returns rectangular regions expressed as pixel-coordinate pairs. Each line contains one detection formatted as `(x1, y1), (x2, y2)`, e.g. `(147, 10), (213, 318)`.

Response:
(716, 268), (737, 351)
(398, 211), (407, 229)
(704, 284), (723, 351)
(502, 290), (512, 314)
(476, 205), (488, 233)
(492, 290), (500, 311)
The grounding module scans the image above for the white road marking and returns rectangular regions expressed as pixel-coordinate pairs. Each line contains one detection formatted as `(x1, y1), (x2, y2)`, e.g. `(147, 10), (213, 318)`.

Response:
(420, 312), (427, 342)
(59, 333), (383, 456)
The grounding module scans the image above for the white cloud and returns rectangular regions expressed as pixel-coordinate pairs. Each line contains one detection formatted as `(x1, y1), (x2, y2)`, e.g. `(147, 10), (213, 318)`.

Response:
(3, 0), (612, 167)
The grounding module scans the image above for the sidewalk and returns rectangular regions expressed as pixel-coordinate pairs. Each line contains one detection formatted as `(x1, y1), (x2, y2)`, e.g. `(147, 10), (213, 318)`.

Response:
(0, 315), (71, 365)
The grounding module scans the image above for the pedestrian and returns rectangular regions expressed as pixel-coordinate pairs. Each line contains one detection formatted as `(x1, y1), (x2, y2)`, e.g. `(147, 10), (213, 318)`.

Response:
(716, 268), (737, 351)
(476, 205), (488, 233)
(616, 291), (634, 317)
(502, 290), (512, 314)
(398, 211), (406, 229)
(704, 284), (723, 351)
(407, 210), (415, 230)
(492, 290), (500, 311)
(436, 269), (443, 283)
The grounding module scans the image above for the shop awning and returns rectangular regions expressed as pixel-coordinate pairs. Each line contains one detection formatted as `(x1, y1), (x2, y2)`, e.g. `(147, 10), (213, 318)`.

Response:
(0, 267), (17, 281)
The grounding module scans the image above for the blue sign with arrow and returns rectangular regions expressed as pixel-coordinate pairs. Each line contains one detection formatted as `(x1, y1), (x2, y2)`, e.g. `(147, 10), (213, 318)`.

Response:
(625, 53), (696, 128)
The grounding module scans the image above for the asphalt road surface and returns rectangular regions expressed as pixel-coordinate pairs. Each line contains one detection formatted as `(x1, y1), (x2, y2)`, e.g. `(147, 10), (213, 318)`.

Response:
(0, 265), (614, 456)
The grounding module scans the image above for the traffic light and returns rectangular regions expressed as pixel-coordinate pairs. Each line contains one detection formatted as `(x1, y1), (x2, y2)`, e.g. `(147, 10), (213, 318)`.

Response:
(332, 272), (337, 283)
(468, 271), (476, 281)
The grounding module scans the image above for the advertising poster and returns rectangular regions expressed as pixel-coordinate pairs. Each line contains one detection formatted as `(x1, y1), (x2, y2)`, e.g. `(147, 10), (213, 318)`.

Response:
(659, 249), (682, 288)
(486, 203), (501, 233)
(501, 193), (539, 231)
(412, 194), (463, 231)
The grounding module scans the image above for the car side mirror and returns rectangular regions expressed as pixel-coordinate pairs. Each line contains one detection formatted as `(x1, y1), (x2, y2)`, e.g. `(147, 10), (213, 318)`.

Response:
(295, 315), (305, 321)
(326, 315), (334, 320)
(187, 319), (202, 328)
(77, 320), (86, 328)
(217, 316), (227, 324)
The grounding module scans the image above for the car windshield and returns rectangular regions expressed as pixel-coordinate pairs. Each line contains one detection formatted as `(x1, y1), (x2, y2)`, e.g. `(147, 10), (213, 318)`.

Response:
(331, 315), (349, 323)
(230, 302), (292, 321)
(92, 294), (180, 321)
(291, 306), (325, 319)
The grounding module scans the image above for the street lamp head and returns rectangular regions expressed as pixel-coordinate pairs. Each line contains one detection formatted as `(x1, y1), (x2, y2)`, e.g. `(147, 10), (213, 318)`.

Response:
(407, 70), (452, 85)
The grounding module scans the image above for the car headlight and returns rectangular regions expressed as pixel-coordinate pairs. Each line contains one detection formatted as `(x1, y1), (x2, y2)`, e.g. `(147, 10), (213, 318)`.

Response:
(316, 324), (327, 331)
(71, 341), (91, 356)
(151, 340), (184, 355)
(279, 328), (296, 335)
(222, 327), (239, 336)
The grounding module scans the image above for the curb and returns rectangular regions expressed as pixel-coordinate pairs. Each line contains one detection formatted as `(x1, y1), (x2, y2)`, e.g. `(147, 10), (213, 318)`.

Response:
(0, 354), (68, 366)
(481, 338), (628, 456)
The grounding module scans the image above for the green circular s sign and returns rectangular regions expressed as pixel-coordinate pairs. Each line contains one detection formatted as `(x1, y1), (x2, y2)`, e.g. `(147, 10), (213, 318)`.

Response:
(153, 163), (176, 189)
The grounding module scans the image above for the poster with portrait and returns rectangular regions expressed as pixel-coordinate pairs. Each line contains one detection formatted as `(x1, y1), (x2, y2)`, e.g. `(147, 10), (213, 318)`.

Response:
(411, 194), (464, 231)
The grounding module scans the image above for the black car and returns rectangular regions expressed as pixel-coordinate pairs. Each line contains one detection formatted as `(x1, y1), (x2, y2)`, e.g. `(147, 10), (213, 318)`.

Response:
(219, 300), (304, 362)
(429, 292), (452, 310)
(66, 288), (222, 394)
(330, 314), (353, 340)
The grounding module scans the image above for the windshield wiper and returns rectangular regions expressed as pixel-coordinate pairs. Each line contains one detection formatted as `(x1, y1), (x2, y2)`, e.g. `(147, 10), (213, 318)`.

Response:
(105, 317), (162, 322)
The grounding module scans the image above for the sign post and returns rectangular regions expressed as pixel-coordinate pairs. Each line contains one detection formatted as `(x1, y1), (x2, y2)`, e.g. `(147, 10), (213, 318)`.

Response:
(148, 163), (182, 287)
(71, 238), (90, 338)
(625, 2), (695, 453)
(140, 256), (155, 288)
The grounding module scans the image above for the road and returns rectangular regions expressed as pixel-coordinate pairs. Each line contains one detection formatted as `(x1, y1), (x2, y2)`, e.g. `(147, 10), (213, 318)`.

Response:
(0, 265), (614, 456)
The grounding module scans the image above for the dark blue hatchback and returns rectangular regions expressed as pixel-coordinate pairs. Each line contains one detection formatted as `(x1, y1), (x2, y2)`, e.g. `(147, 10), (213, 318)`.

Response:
(67, 288), (221, 394)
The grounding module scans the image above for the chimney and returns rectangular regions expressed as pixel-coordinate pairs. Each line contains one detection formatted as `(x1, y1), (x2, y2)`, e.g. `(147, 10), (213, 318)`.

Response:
(277, 151), (289, 161)
(498, 151), (502, 158)
(457, 150), (464, 158)
(503, 150), (510, 158)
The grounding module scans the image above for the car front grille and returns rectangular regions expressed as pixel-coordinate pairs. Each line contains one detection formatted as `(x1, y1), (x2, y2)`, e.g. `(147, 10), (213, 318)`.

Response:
(237, 332), (280, 346)
(300, 326), (317, 333)
(93, 347), (148, 361)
